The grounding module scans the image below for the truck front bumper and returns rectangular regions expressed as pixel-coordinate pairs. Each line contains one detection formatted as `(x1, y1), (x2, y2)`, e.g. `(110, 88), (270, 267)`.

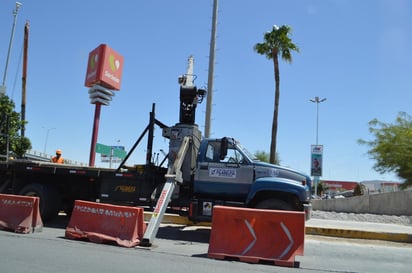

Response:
(304, 203), (312, 221)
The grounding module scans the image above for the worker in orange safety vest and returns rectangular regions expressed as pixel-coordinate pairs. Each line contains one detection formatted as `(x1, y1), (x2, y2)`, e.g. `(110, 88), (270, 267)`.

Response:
(51, 149), (64, 164)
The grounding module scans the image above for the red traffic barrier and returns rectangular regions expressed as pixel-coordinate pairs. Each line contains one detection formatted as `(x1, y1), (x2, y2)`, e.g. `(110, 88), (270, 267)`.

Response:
(0, 193), (43, 233)
(207, 206), (305, 268)
(65, 200), (146, 248)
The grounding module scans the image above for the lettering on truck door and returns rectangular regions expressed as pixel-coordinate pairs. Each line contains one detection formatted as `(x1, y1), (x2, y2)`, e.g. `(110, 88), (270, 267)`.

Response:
(195, 141), (254, 198)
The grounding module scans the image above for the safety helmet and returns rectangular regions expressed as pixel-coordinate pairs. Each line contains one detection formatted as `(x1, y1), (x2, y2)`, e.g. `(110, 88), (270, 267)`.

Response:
(56, 149), (62, 155)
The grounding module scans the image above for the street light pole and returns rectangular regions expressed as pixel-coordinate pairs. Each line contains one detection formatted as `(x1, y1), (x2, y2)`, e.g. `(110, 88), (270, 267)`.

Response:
(43, 127), (56, 155)
(310, 96), (326, 144)
(1, 2), (23, 95)
(310, 96), (326, 197)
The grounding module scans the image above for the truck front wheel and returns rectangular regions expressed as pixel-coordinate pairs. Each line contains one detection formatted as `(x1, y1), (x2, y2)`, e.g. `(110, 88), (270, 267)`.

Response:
(19, 183), (61, 221)
(255, 198), (294, 211)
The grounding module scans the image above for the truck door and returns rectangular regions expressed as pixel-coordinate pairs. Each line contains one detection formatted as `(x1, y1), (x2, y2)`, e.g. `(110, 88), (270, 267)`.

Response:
(194, 141), (254, 200)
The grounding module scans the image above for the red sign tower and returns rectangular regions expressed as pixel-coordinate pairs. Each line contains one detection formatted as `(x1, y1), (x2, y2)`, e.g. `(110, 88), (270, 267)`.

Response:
(85, 44), (124, 166)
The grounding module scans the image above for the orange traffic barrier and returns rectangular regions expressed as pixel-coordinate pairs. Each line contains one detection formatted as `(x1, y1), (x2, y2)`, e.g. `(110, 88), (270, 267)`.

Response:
(0, 193), (43, 233)
(65, 200), (146, 248)
(207, 206), (305, 268)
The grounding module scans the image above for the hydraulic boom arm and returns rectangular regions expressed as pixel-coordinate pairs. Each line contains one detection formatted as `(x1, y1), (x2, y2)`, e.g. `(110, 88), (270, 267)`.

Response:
(140, 136), (192, 246)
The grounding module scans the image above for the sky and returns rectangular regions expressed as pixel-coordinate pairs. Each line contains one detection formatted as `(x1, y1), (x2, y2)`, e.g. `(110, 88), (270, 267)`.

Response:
(0, 0), (411, 183)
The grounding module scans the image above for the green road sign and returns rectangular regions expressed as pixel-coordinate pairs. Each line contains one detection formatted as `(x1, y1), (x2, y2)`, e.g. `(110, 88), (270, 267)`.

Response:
(113, 148), (127, 159)
(95, 143), (111, 156)
(96, 143), (127, 159)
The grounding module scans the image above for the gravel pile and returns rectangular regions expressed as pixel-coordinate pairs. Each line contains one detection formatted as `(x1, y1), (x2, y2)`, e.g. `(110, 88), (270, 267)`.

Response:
(311, 210), (412, 226)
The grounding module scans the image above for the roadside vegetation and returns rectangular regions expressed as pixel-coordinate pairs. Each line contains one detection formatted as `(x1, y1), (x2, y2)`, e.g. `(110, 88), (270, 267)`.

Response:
(359, 112), (412, 189)
(0, 95), (31, 159)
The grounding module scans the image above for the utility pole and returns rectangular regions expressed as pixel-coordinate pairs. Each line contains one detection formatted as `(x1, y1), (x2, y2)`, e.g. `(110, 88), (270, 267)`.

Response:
(21, 21), (29, 137)
(204, 0), (218, 138)
(1, 2), (23, 96)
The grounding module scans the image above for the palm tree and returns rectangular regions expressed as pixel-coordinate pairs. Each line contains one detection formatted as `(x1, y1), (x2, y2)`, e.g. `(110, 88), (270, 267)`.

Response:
(254, 25), (299, 164)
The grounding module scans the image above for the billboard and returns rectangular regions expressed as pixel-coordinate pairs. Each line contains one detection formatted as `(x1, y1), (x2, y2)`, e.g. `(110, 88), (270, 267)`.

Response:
(311, 145), (323, 176)
(85, 44), (124, 90)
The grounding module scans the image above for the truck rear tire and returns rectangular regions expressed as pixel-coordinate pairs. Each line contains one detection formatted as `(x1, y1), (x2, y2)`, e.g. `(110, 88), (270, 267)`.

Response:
(19, 183), (61, 221)
(255, 198), (294, 211)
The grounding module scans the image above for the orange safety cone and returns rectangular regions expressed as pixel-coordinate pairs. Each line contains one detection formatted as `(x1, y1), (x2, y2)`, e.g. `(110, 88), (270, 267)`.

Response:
(0, 194), (43, 233)
(65, 200), (146, 248)
(207, 206), (305, 268)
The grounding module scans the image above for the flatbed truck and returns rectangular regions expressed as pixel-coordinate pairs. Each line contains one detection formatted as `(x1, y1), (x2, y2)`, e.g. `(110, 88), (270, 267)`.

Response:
(0, 67), (312, 225)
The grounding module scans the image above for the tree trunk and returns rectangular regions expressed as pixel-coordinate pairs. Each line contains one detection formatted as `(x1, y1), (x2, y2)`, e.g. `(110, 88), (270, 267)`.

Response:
(270, 49), (280, 164)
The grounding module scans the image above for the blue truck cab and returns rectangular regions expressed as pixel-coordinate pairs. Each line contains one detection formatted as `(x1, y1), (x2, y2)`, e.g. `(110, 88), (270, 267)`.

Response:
(189, 137), (312, 222)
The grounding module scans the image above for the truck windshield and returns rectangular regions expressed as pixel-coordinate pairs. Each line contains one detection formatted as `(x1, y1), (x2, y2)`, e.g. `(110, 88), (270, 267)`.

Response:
(234, 141), (258, 162)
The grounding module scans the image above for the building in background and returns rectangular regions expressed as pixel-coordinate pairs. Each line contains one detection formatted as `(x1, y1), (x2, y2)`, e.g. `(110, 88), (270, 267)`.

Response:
(321, 180), (402, 197)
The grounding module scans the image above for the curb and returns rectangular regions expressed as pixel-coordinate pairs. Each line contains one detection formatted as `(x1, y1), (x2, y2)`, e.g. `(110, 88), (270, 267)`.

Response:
(144, 212), (412, 244)
(305, 226), (412, 243)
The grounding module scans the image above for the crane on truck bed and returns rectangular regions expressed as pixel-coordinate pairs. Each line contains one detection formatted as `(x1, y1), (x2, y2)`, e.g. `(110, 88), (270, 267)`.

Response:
(141, 56), (207, 246)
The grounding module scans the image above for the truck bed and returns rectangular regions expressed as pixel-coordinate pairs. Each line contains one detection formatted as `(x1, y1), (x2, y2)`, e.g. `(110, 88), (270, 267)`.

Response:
(0, 159), (115, 175)
(0, 159), (167, 220)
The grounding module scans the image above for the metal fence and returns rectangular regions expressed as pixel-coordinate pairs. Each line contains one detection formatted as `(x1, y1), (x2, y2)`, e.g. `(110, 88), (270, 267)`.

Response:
(25, 150), (87, 166)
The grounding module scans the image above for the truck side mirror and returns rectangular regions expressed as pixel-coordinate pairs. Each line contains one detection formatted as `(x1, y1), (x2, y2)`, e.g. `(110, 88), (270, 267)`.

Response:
(220, 137), (228, 160)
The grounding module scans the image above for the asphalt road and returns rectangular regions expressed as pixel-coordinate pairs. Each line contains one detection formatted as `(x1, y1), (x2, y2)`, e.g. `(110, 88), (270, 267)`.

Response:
(0, 216), (411, 273)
